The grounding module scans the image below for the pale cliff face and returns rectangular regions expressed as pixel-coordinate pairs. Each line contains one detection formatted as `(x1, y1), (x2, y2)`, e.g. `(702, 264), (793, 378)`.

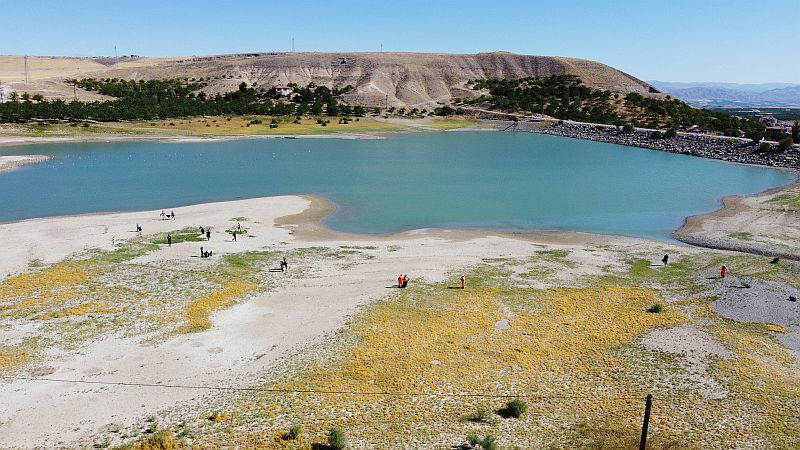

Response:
(0, 52), (656, 107)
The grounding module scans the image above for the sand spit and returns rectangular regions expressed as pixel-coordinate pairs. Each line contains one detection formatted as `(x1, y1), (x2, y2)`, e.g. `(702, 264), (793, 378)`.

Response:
(674, 180), (800, 260)
(0, 155), (51, 172)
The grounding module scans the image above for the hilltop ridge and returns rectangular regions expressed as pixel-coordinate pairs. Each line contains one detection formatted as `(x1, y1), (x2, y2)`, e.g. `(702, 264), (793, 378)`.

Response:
(0, 52), (657, 107)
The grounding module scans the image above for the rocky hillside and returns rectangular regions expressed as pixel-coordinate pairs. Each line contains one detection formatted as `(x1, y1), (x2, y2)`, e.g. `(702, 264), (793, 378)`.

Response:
(1, 52), (657, 108)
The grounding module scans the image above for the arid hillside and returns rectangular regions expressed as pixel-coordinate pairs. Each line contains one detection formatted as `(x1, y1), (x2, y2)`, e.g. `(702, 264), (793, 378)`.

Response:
(0, 52), (657, 107)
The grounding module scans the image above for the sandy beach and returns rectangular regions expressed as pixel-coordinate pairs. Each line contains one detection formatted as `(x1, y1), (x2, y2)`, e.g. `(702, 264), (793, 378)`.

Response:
(1, 191), (799, 448)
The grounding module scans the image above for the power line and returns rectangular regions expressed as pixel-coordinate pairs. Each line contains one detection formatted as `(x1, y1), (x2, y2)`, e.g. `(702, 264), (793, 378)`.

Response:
(1, 375), (646, 400)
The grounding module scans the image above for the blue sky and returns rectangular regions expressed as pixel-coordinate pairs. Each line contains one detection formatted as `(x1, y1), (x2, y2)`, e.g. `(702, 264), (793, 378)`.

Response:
(2, 0), (798, 83)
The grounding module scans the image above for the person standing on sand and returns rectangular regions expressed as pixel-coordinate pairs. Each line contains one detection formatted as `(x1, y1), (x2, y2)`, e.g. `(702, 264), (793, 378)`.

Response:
(171, 210), (175, 220)
(200, 226), (204, 235)
(206, 230), (211, 240)
(460, 275), (466, 289)
(397, 274), (403, 288)
(402, 274), (409, 288)
(136, 224), (142, 232)
(662, 254), (669, 266)
(232, 230), (237, 242)
(282, 257), (287, 271)
(200, 246), (204, 258)
(720, 265), (727, 278)
(167, 234), (171, 247)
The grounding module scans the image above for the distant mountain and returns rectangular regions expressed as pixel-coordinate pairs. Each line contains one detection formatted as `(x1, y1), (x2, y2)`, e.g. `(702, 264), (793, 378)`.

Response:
(649, 81), (800, 107)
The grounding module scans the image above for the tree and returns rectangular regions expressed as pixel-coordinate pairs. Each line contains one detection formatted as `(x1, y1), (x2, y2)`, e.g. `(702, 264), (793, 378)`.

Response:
(748, 131), (763, 144)
(622, 123), (635, 133)
(793, 122), (800, 144)
(664, 128), (678, 138)
(778, 136), (794, 151)
(649, 130), (663, 139)
(353, 105), (365, 117)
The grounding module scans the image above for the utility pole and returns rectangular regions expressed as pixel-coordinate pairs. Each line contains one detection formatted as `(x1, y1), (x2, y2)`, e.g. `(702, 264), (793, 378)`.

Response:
(380, 42), (383, 52)
(24, 56), (30, 84)
(114, 45), (118, 59)
(639, 393), (653, 450)
(291, 37), (295, 52)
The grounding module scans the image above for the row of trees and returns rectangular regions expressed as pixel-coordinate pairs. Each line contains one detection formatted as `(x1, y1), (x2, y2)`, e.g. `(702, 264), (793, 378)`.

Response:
(467, 76), (767, 137)
(468, 75), (618, 124)
(0, 79), (365, 123)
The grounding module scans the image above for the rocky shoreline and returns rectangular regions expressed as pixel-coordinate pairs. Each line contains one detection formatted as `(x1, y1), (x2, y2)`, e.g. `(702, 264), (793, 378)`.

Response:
(525, 121), (800, 169)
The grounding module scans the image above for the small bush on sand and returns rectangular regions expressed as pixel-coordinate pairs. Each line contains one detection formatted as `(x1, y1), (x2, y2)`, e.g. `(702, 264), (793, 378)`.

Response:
(283, 424), (302, 440)
(467, 407), (494, 423)
(327, 427), (346, 449)
(648, 304), (664, 313)
(499, 399), (528, 418)
(466, 434), (498, 450)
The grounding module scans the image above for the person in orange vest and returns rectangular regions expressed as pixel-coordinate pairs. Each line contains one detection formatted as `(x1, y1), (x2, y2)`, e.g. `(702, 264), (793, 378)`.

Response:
(397, 274), (403, 288)
(402, 274), (409, 288)
(720, 265), (727, 278)
(460, 275), (466, 289)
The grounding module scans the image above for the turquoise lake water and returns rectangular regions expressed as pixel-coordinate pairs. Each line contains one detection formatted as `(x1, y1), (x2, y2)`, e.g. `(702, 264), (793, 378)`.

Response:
(0, 132), (794, 240)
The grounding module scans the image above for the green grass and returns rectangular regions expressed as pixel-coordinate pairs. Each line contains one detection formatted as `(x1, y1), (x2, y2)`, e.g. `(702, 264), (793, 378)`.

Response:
(767, 191), (800, 210)
(589, 257), (700, 294)
(728, 231), (753, 241)
(151, 227), (205, 245)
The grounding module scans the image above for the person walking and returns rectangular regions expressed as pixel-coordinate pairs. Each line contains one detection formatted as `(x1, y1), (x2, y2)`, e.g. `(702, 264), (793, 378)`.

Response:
(460, 275), (466, 289)
(281, 257), (288, 271)
(206, 230), (211, 240)
(662, 254), (669, 265)
(171, 210), (175, 220)
(167, 234), (172, 247)
(232, 230), (237, 242)
(720, 265), (727, 278)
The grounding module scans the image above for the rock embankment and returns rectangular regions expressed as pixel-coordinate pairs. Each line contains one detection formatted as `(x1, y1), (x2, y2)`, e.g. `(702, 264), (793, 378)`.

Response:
(532, 121), (800, 169)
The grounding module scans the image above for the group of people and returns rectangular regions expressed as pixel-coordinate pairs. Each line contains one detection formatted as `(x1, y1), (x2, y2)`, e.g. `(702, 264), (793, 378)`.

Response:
(200, 246), (213, 258)
(396, 274), (409, 288)
(160, 210), (176, 220)
(199, 226), (212, 240)
(280, 257), (288, 271)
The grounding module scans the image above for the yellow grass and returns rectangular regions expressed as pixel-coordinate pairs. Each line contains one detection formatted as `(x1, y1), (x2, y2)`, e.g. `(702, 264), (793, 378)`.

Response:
(179, 280), (258, 333)
(199, 285), (688, 448)
(100, 116), (407, 136)
(0, 261), (95, 314)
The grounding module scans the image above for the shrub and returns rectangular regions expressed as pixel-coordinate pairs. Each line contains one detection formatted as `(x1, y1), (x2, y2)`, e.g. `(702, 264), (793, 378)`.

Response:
(664, 128), (677, 138)
(327, 427), (346, 449)
(648, 303), (664, 313)
(778, 137), (794, 151)
(500, 399), (528, 418)
(756, 142), (773, 153)
(283, 424), (301, 440)
(466, 434), (498, 450)
(467, 407), (494, 423)
(140, 429), (179, 449)
(649, 130), (663, 139)
(622, 123), (635, 133)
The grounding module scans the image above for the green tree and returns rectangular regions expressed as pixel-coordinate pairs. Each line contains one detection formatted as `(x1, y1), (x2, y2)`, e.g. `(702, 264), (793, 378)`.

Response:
(622, 123), (635, 133)
(664, 128), (678, 138)
(778, 136), (794, 151)
(792, 122), (800, 144)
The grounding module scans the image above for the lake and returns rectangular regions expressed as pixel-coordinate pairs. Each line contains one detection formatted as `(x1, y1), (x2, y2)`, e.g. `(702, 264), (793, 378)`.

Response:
(0, 132), (794, 240)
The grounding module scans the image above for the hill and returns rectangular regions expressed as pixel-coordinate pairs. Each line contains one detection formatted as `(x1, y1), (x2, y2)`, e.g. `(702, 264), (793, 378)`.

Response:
(0, 52), (657, 108)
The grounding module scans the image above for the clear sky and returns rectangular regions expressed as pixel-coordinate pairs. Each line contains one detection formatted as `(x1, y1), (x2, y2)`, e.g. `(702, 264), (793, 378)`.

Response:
(2, 0), (798, 84)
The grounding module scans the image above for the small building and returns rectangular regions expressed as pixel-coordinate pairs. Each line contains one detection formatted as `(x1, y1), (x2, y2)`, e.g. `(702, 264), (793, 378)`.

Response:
(271, 85), (293, 97)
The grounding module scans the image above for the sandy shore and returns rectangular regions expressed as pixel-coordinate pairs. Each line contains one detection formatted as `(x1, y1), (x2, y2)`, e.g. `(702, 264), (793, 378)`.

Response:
(674, 179), (800, 260)
(1, 192), (799, 448)
(0, 195), (673, 448)
(0, 155), (51, 172)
